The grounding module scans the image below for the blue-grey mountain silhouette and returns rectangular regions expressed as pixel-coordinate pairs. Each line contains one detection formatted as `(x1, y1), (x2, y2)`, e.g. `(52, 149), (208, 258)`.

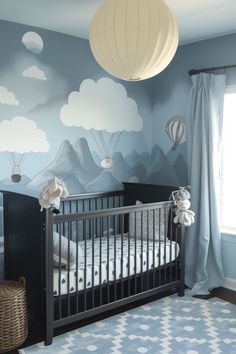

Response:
(146, 144), (179, 186)
(166, 143), (187, 165)
(74, 138), (101, 179)
(109, 152), (133, 182)
(27, 140), (99, 192)
(131, 162), (147, 182)
(86, 170), (121, 192)
(126, 150), (151, 169)
(173, 155), (187, 186)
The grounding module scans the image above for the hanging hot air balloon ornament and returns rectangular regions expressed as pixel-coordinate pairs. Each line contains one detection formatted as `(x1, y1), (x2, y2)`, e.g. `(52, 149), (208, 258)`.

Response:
(165, 116), (186, 151)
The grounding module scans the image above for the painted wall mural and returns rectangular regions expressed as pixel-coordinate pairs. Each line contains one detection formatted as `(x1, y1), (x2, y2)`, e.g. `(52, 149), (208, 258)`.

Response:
(165, 116), (186, 151)
(0, 116), (50, 182)
(60, 77), (143, 169)
(0, 19), (187, 197)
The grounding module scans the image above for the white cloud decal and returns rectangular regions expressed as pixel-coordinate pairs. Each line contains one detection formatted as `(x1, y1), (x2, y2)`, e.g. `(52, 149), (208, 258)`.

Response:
(22, 65), (47, 80)
(22, 32), (44, 55)
(60, 78), (143, 133)
(0, 86), (19, 106)
(0, 116), (50, 153)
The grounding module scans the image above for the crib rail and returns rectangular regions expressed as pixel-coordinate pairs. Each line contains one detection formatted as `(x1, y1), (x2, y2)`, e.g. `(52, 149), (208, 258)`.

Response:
(60, 190), (124, 215)
(45, 199), (185, 342)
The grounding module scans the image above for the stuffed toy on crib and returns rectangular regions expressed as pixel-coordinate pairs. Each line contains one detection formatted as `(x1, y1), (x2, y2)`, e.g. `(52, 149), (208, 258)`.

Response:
(173, 199), (195, 226)
(171, 187), (195, 227)
(39, 177), (69, 211)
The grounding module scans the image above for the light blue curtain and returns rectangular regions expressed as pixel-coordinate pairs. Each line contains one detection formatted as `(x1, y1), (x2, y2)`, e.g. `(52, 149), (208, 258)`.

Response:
(186, 73), (225, 295)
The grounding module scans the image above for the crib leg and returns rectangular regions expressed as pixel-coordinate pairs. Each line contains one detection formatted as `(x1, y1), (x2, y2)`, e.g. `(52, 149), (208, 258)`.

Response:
(45, 326), (54, 346)
(178, 284), (185, 297)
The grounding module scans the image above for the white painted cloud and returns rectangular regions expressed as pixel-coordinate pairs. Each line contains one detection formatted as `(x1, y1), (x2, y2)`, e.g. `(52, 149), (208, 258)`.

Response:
(0, 86), (19, 106)
(60, 78), (143, 133)
(0, 116), (50, 153)
(22, 65), (47, 81)
(22, 32), (44, 55)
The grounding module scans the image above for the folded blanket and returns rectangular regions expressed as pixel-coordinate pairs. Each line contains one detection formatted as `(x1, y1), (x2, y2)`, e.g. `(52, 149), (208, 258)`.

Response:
(53, 232), (82, 270)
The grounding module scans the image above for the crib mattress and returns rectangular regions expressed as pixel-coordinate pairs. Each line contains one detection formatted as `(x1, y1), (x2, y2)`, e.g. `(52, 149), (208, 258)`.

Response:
(53, 235), (179, 296)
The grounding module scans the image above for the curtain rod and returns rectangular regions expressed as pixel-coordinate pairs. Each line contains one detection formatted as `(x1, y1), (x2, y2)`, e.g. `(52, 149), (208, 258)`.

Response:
(188, 64), (236, 76)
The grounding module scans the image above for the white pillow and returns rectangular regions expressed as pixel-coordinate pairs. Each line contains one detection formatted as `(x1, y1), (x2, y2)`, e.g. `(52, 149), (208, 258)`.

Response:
(53, 231), (82, 269)
(129, 200), (169, 241)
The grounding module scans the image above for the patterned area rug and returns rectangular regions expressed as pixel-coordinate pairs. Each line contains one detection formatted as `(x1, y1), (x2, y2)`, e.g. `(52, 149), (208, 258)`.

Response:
(20, 294), (236, 354)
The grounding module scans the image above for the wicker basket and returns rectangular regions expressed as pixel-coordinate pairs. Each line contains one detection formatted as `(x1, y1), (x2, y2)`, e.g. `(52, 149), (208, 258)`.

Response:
(0, 277), (28, 353)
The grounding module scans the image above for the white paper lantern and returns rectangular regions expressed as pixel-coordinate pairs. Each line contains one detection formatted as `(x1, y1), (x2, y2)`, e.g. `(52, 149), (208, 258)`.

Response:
(89, 0), (178, 81)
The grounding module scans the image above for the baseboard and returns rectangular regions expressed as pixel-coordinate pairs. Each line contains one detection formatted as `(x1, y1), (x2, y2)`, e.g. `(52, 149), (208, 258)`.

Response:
(223, 277), (236, 291)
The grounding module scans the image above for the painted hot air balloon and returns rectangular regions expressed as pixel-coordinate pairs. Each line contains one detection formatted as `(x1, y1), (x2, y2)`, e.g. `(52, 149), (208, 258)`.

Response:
(165, 117), (186, 151)
(91, 129), (121, 169)
(9, 153), (25, 183)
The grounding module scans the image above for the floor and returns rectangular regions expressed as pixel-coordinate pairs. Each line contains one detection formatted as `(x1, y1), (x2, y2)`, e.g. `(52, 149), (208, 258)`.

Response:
(7, 287), (236, 354)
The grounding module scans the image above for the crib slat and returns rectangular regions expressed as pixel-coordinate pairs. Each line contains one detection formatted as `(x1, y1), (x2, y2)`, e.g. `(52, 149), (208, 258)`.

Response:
(75, 220), (79, 314)
(141, 211), (143, 293)
(76, 199), (79, 214)
(114, 215), (117, 301)
(147, 210), (149, 291)
(92, 218), (95, 309)
(153, 210), (155, 288)
(170, 206), (173, 283)
(99, 217), (103, 306)
(158, 208), (161, 287)
(67, 221), (71, 316)
(107, 216), (110, 303)
(121, 214), (124, 299)
(58, 223), (62, 319)
(134, 212), (137, 295)
(175, 225), (178, 281)
(84, 220), (87, 312)
(95, 198), (98, 211)
(164, 208), (167, 286)
(128, 215), (130, 297)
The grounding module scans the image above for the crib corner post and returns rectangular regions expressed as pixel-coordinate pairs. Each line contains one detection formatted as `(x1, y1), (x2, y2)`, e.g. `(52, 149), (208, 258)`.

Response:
(45, 326), (54, 346)
(178, 224), (186, 297)
(44, 208), (55, 344)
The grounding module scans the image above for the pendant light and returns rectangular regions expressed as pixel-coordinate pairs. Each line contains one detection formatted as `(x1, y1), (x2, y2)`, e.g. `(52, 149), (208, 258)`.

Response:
(89, 0), (178, 81)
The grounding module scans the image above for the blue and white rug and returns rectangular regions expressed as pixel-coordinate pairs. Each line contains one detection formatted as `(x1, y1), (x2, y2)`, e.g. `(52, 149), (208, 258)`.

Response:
(20, 294), (236, 354)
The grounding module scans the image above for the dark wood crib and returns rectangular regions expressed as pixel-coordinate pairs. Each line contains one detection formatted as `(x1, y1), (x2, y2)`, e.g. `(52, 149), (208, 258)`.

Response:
(2, 182), (186, 345)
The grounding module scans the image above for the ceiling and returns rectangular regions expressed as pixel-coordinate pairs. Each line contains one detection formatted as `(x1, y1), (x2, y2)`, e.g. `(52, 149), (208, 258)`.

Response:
(0, 0), (236, 45)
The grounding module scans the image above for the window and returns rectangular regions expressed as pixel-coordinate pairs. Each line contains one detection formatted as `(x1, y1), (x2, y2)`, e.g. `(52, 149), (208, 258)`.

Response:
(221, 87), (236, 234)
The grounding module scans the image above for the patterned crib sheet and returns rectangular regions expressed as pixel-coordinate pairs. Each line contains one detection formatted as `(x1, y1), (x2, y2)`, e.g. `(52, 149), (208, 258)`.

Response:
(53, 234), (179, 296)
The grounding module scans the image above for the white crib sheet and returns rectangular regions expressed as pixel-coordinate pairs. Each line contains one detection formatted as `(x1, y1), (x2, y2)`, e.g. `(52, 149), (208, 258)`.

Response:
(53, 234), (179, 296)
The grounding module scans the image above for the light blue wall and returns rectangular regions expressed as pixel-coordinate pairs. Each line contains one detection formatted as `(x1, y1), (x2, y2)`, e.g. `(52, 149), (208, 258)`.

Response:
(0, 20), (156, 196)
(152, 33), (236, 286)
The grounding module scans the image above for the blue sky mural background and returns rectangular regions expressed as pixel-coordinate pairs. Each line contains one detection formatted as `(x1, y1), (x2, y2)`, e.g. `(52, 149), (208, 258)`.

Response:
(0, 20), (186, 196)
(0, 20), (154, 181)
